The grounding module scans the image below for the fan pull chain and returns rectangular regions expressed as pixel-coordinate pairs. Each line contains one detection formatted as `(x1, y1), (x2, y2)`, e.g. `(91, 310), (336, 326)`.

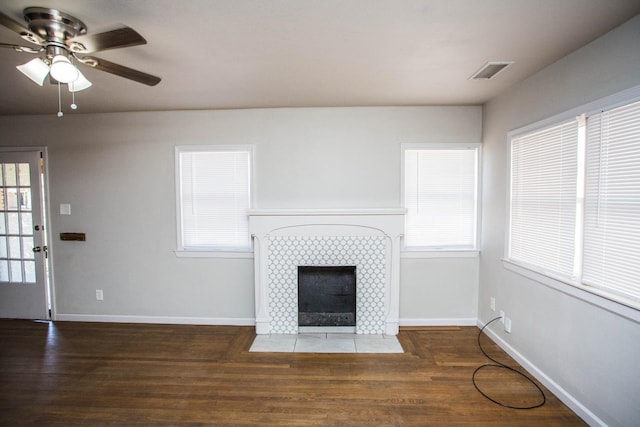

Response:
(57, 81), (63, 118)
(70, 82), (78, 110)
(69, 56), (78, 110)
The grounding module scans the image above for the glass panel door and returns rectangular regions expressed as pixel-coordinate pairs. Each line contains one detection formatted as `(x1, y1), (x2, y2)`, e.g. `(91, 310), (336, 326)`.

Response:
(0, 150), (48, 319)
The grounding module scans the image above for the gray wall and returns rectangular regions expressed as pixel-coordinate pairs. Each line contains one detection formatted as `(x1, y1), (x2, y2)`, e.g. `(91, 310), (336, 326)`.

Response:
(5, 13), (639, 424)
(480, 15), (640, 427)
(0, 106), (480, 325)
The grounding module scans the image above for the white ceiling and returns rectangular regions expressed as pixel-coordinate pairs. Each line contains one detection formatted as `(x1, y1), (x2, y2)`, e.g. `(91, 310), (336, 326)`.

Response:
(0, 0), (639, 116)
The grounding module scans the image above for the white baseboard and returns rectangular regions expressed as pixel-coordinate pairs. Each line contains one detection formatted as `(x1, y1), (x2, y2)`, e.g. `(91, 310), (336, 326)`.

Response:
(54, 313), (255, 326)
(400, 317), (477, 326)
(477, 319), (604, 427)
(54, 315), (475, 328)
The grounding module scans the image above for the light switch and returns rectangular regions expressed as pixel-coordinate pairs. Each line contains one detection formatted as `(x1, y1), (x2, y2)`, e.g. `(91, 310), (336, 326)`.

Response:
(60, 203), (71, 215)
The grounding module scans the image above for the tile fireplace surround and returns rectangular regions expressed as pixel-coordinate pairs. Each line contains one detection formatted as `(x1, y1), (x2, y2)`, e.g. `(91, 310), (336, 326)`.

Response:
(248, 209), (405, 335)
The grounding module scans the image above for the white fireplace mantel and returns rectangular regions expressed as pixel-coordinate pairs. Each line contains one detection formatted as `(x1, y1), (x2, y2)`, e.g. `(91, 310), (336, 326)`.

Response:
(248, 208), (406, 335)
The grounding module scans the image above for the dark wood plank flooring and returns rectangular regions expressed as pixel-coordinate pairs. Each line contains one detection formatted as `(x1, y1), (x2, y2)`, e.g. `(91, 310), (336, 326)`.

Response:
(0, 320), (586, 426)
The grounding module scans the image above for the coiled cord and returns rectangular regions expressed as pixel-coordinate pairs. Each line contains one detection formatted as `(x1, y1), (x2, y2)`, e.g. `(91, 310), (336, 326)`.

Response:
(472, 317), (546, 409)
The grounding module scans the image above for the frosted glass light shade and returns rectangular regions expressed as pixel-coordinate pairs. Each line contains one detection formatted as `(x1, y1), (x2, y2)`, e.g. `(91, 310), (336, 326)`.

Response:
(49, 55), (79, 83)
(68, 70), (92, 92)
(16, 58), (50, 86)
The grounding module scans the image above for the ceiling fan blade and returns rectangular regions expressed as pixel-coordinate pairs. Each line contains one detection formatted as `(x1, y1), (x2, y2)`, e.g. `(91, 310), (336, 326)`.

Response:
(79, 56), (161, 86)
(0, 42), (23, 49)
(0, 42), (42, 53)
(67, 26), (146, 53)
(0, 10), (44, 45)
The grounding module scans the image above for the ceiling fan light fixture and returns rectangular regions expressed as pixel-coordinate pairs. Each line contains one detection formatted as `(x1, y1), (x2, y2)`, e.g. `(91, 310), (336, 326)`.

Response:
(1, 5), (161, 117)
(50, 54), (79, 83)
(16, 57), (49, 86)
(68, 70), (92, 92)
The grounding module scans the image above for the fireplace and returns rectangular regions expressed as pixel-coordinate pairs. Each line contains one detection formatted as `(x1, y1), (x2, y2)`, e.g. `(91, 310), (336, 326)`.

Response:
(298, 266), (356, 327)
(248, 208), (405, 335)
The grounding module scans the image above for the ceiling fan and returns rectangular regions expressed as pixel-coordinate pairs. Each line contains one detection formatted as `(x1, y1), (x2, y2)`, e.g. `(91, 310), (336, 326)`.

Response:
(0, 6), (161, 114)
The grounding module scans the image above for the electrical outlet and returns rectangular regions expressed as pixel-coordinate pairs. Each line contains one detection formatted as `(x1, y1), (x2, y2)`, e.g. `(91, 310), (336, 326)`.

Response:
(490, 297), (496, 311)
(499, 310), (505, 324)
(96, 289), (103, 301)
(504, 317), (512, 333)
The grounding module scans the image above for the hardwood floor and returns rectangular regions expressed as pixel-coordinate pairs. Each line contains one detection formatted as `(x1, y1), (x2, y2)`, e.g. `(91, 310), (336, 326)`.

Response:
(0, 320), (586, 426)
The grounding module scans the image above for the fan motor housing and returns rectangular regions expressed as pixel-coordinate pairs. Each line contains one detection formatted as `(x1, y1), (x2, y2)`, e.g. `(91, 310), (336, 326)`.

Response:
(22, 7), (86, 47)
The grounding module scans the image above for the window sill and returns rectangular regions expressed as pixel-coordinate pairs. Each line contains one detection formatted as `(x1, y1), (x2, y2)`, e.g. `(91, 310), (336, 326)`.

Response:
(401, 250), (479, 259)
(174, 250), (254, 259)
(502, 259), (640, 324)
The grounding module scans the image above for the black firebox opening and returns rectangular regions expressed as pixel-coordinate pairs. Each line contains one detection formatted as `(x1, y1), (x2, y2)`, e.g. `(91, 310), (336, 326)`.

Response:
(298, 266), (356, 327)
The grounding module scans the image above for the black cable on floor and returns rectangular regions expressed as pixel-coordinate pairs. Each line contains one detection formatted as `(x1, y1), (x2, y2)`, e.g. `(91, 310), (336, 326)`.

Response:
(472, 316), (546, 409)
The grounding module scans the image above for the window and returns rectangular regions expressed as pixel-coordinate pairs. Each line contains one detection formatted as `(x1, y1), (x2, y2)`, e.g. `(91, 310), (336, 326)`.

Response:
(509, 119), (579, 278)
(403, 144), (480, 250)
(176, 146), (252, 252)
(583, 101), (640, 303)
(508, 97), (640, 306)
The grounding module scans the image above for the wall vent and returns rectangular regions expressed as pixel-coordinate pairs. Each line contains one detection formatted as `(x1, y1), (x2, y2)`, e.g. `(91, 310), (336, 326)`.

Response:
(470, 61), (513, 80)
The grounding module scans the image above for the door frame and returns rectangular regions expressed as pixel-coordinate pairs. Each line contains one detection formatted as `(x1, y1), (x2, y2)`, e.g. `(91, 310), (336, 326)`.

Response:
(0, 146), (55, 319)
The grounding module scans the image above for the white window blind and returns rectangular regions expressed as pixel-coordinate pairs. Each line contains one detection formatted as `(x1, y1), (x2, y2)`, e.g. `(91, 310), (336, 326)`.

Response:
(177, 148), (251, 251)
(509, 120), (578, 278)
(583, 100), (640, 302)
(404, 146), (479, 249)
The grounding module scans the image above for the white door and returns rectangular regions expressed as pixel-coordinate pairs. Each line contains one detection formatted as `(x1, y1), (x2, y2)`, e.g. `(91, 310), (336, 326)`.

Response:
(0, 150), (49, 319)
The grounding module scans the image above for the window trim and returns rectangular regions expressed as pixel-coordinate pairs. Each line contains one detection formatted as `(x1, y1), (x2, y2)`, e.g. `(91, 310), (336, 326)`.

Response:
(401, 142), (482, 252)
(174, 145), (255, 256)
(505, 83), (640, 316)
(503, 258), (640, 323)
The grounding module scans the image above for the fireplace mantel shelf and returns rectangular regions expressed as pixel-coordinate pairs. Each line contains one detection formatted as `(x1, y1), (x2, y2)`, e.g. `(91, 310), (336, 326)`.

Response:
(247, 208), (407, 216)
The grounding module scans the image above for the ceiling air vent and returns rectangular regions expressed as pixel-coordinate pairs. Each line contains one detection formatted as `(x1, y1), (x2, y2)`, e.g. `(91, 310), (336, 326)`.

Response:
(470, 61), (513, 80)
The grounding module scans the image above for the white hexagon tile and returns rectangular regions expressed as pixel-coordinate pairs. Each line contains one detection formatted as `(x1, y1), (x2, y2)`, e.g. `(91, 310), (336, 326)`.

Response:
(267, 235), (387, 334)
